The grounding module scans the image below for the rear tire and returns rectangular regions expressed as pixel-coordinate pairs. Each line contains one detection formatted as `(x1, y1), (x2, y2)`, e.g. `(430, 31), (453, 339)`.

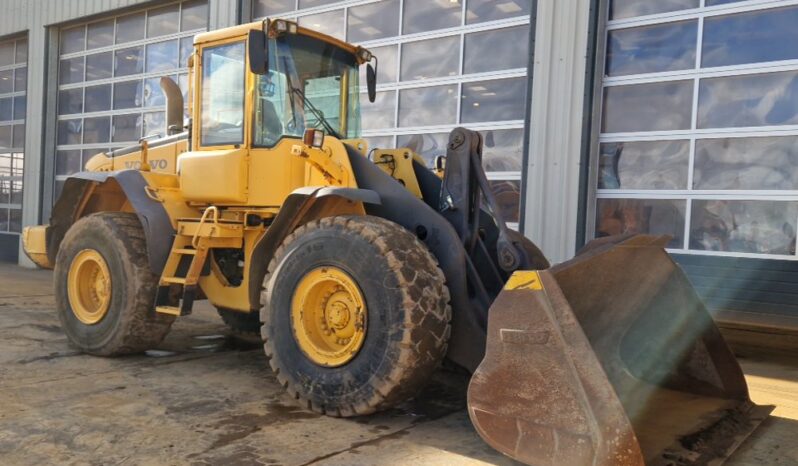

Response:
(217, 307), (261, 337)
(261, 215), (451, 416)
(54, 212), (174, 356)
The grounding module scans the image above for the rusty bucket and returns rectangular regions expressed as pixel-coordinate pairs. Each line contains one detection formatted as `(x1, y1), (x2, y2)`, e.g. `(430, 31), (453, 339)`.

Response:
(467, 235), (771, 466)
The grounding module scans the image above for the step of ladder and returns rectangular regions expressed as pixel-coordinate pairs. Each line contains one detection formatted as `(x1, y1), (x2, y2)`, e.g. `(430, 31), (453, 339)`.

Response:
(161, 277), (188, 285)
(155, 244), (208, 317)
(155, 306), (181, 316)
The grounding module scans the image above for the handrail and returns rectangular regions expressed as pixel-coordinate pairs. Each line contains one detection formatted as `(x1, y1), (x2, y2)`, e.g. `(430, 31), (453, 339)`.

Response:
(192, 206), (220, 248)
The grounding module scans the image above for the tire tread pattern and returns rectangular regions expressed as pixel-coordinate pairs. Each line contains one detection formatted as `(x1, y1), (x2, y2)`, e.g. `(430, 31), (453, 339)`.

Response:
(55, 212), (174, 355)
(260, 215), (451, 417)
(217, 307), (261, 337)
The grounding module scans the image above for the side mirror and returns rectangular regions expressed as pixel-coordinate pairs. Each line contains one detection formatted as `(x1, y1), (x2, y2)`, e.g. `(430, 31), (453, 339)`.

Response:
(248, 29), (268, 75)
(366, 63), (377, 103)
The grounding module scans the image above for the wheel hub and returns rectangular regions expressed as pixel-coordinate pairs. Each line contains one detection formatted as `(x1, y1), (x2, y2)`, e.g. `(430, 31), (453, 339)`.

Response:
(291, 267), (367, 367)
(67, 249), (112, 325)
(325, 290), (354, 330)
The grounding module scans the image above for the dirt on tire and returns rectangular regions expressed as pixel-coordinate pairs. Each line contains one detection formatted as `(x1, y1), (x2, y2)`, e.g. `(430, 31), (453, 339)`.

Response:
(54, 212), (174, 355)
(261, 215), (451, 416)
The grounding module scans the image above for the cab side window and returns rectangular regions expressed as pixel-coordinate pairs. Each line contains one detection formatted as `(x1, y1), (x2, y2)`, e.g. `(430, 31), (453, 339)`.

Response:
(200, 42), (246, 146)
(254, 70), (293, 147)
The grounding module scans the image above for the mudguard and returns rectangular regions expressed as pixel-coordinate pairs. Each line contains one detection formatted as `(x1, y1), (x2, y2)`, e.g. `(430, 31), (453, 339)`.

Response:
(246, 186), (381, 310)
(49, 170), (175, 275)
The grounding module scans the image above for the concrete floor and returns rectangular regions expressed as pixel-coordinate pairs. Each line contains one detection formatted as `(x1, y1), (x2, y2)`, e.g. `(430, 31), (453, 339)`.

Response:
(1, 263), (798, 465)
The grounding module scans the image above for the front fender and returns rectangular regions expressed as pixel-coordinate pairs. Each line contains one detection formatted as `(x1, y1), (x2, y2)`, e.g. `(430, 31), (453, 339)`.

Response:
(246, 186), (380, 310)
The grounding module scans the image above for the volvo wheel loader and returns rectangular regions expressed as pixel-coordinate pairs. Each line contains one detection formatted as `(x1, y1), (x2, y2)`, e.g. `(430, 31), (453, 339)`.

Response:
(22, 19), (770, 466)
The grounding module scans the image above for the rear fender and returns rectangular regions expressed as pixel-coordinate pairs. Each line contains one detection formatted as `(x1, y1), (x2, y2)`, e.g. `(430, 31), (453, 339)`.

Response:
(246, 186), (380, 310)
(21, 225), (53, 268)
(48, 170), (175, 274)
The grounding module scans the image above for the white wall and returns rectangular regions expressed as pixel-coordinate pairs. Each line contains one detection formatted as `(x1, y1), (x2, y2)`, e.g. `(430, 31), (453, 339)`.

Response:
(523, 0), (593, 264)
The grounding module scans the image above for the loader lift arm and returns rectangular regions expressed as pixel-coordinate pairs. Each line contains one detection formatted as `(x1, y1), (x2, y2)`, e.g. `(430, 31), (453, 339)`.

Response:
(346, 127), (548, 372)
(436, 128), (549, 314)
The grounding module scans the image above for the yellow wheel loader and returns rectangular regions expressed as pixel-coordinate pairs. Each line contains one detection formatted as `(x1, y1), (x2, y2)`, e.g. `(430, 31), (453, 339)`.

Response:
(22, 19), (770, 465)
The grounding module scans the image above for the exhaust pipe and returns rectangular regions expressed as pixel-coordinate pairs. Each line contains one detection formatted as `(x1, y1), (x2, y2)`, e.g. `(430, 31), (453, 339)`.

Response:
(159, 77), (184, 136)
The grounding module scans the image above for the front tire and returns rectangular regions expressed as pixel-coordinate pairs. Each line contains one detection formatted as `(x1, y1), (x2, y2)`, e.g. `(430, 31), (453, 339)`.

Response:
(261, 215), (451, 416)
(54, 212), (174, 355)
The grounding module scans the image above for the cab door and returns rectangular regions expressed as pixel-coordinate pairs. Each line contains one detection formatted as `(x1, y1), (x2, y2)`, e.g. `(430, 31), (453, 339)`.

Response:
(246, 45), (306, 207)
(181, 38), (250, 204)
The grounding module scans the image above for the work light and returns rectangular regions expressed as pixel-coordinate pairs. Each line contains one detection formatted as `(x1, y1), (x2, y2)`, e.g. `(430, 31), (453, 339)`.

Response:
(304, 129), (325, 148)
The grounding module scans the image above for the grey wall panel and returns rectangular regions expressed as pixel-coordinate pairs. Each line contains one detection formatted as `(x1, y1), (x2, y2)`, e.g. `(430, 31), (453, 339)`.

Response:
(0, 234), (19, 262)
(0, 0), (148, 35)
(674, 254), (798, 319)
(209, 0), (239, 29)
(523, 0), (592, 264)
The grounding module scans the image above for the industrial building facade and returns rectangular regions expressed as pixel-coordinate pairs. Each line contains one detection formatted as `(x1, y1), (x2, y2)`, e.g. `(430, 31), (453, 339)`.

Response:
(2, 0), (798, 328)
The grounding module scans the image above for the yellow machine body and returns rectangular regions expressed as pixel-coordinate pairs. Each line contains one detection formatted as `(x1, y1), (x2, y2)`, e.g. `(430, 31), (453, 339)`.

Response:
(84, 138), (189, 173)
(27, 20), (377, 314)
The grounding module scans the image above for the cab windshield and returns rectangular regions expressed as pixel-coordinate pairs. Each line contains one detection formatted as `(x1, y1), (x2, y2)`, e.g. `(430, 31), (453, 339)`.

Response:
(254, 34), (361, 147)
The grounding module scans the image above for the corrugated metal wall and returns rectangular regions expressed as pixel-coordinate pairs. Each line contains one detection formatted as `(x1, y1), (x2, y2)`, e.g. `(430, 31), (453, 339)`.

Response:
(523, 0), (593, 264)
(0, 0), (237, 34)
(6, 0), (238, 266)
(675, 254), (798, 318)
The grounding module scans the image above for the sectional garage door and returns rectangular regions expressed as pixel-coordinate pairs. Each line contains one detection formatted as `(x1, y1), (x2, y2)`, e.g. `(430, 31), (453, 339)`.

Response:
(53, 0), (208, 201)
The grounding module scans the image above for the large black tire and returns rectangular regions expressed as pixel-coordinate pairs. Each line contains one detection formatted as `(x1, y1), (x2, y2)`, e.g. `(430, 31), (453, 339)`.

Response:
(217, 307), (261, 337)
(261, 215), (451, 416)
(54, 212), (175, 356)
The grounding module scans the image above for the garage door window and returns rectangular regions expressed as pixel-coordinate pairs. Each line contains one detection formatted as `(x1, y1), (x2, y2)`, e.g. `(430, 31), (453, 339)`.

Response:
(595, 1), (798, 259)
(0, 36), (26, 235)
(54, 0), (208, 201)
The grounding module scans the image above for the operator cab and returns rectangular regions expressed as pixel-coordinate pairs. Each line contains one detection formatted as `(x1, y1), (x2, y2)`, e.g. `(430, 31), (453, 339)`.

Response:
(82, 19), (377, 175)
(250, 20), (376, 147)
(177, 19), (377, 205)
(198, 19), (375, 151)
(254, 32), (362, 146)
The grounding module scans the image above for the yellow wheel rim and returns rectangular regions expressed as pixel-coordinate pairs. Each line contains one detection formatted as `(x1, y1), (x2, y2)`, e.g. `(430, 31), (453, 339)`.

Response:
(291, 267), (367, 367)
(67, 249), (113, 325)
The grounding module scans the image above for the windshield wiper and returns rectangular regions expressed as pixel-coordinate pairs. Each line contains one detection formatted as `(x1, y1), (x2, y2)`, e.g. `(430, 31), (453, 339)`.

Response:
(290, 87), (344, 140)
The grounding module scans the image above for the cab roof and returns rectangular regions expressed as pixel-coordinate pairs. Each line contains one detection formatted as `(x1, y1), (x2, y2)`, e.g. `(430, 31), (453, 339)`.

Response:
(193, 20), (363, 60)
